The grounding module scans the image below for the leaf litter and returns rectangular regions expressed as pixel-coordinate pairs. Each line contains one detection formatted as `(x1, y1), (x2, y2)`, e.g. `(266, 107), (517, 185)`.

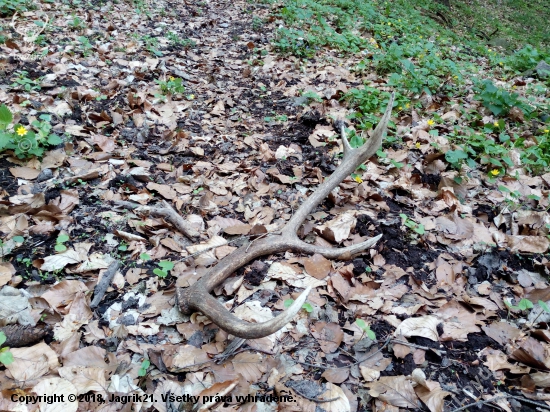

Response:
(0, 0), (549, 411)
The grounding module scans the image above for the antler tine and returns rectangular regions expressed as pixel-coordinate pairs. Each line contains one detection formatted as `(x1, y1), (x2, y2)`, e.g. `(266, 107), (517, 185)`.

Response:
(176, 93), (394, 339)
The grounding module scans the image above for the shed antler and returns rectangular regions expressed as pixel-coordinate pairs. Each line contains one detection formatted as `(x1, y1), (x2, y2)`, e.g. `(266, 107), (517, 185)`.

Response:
(176, 94), (394, 339)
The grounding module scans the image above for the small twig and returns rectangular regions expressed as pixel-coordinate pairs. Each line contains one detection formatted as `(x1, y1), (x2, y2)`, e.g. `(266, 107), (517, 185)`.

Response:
(90, 261), (121, 308)
(291, 387), (339, 403)
(391, 339), (447, 354)
(448, 395), (509, 412)
(507, 394), (550, 410)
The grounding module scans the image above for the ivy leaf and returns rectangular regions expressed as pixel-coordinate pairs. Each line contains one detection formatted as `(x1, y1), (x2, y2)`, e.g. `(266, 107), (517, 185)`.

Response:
(0, 331), (6, 347)
(284, 299), (294, 309)
(140, 253), (151, 261)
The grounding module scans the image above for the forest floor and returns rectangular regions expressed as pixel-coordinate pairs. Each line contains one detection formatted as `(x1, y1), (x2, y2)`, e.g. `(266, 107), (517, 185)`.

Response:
(0, 0), (550, 411)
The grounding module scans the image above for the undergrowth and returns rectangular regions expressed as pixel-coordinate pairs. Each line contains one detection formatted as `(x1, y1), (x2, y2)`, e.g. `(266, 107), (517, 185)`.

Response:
(271, 0), (550, 179)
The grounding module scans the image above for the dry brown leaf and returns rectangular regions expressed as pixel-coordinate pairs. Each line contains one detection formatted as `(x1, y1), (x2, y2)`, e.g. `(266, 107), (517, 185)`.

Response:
(0, 262), (15, 287)
(368, 375), (419, 408)
(316, 212), (356, 243)
(41, 280), (89, 313)
(6, 342), (59, 381)
(311, 322), (344, 353)
(322, 368), (349, 384)
(57, 366), (106, 394)
(146, 182), (177, 200)
(9, 166), (40, 179)
(395, 315), (440, 341)
(31, 378), (78, 412)
(411, 369), (451, 412)
(303, 254), (332, 280)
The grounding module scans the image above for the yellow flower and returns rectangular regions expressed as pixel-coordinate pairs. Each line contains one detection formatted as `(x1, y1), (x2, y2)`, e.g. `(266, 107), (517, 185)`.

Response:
(499, 62), (503, 66)
(427, 119), (435, 126)
(415, 142), (421, 149)
(488, 48), (492, 52)
(353, 175), (363, 184)
(493, 121), (499, 127)
(544, 129), (549, 133)
(16, 126), (27, 136)
(169, 76), (175, 81)
(398, 106), (402, 110)
(387, 22), (391, 26)
(490, 169), (499, 176)
(188, 94), (195, 100)
(405, 103), (410, 108)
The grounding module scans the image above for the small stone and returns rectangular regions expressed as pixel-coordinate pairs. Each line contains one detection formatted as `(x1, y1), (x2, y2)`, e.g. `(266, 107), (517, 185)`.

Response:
(36, 168), (53, 182)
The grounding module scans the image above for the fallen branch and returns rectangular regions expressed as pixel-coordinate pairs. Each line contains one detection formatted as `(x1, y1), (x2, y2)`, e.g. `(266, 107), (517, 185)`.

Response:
(175, 94), (394, 339)
(90, 260), (121, 308)
(391, 339), (447, 354)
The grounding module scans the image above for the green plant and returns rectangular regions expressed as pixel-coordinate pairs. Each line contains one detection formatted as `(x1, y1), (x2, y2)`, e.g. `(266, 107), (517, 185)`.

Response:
(166, 31), (196, 48)
(140, 252), (151, 261)
(77, 36), (94, 57)
(474, 79), (531, 117)
(68, 14), (86, 30)
(0, 105), (62, 158)
(399, 214), (425, 235)
(11, 71), (41, 92)
(55, 234), (70, 252)
(0, 331), (14, 366)
(142, 35), (162, 56)
(505, 45), (547, 73)
(252, 16), (264, 31)
(138, 359), (150, 376)
(505, 298), (550, 327)
(0, 0), (31, 15)
(156, 77), (185, 96)
(284, 299), (314, 313)
(153, 260), (174, 278)
(355, 318), (376, 340)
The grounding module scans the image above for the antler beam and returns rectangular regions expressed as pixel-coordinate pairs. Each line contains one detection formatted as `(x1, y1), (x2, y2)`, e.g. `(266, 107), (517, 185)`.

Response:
(176, 93), (394, 339)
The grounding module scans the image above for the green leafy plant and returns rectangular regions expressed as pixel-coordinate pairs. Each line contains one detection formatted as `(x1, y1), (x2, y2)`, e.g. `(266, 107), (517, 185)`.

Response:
(0, 331), (14, 366)
(156, 77), (185, 96)
(55, 234), (70, 252)
(142, 35), (162, 56)
(153, 260), (174, 278)
(505, 298), (550, 327)
(474, 79), (531, 117)
(284, 299), (314, 313)
(399, 214), (425, 235)
(138, 359), (150, 376)
(11, 71), (41, 92)
(166, 31), (196, 49)
(355, 318), (376, 340)
(140, 253), (151, 261)
(77, 36), (93, 57)
(0, 105), (62, 158)
(0, 0), (31, 16)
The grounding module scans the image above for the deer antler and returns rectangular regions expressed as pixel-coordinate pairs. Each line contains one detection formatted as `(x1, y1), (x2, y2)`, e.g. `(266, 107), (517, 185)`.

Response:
(176, 93), (394, 339)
